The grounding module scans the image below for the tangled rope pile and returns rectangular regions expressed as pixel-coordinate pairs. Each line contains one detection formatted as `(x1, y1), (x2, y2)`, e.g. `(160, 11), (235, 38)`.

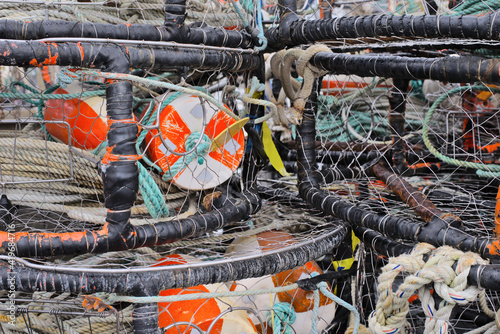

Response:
(369, 243), (495, 334)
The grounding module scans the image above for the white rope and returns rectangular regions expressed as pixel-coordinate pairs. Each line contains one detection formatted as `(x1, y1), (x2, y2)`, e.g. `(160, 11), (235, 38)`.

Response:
(369, 243), (491, 334)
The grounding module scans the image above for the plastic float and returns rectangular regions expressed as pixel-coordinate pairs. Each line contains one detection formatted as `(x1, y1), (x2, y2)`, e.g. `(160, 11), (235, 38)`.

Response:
(44, 81), (107, 150)
(144, 93), (245, 190)
(153, 254), (258, 334)
(227, 231), (336, 333)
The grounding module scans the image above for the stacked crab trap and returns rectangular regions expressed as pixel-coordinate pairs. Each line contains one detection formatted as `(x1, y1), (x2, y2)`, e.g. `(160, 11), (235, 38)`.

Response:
(0, 0), (500, 333)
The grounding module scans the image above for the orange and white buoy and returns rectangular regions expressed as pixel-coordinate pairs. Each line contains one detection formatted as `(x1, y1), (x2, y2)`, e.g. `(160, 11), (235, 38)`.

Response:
(44, 81), (107, 150)
(144, 94), (245, 190)
(153, 254), (257, 334)
(227, 231), (336, 333)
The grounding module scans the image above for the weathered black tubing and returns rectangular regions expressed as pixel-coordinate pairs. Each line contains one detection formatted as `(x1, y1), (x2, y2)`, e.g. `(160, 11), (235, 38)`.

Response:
(353, 225), (500, 292)
(5, 191), (260, 257)
(0, 21), (252, 49)
(295, 81), (500, 260)
(310, 53), (500, 84)
(133, 303), (159, 334)
(389, 78), (409, 171)
(266, 13), (500, 49)
(257, 185), (316, 209)
(164, 0), (186, 27)
(282, 160), (366, 182)
(0, 41), (260, 72)
(280, 148), (380, 166)
(0, 221), (348, 294)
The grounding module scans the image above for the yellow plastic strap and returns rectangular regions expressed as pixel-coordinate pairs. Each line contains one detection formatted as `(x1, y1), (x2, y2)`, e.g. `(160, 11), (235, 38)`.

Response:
(332, 231), (360, 271)
(262, 121), (290, 176)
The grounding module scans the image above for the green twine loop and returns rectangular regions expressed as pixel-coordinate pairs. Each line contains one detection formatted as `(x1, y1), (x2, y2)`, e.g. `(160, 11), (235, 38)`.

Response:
(268, 302), (296, 334)
(422, 85), (500, 178)
(162, 132), (211, 182)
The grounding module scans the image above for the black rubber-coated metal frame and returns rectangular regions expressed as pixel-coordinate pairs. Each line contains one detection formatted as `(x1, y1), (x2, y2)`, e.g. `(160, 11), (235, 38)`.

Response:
(266, 13), (500, 50)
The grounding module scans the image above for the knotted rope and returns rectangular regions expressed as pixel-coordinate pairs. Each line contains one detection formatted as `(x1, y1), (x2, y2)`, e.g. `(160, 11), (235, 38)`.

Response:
(369, 243), (492, 334)
(268, 302), (297, 334)
(162, 132), (211, 182)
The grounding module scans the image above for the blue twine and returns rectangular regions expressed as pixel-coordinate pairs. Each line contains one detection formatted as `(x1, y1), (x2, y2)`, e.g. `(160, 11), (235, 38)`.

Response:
(268, 302), (297, 334)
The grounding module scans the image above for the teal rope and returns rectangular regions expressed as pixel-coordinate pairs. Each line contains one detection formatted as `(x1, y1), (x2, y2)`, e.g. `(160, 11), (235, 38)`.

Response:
(162, 132), (211, 182)
(268, 302), (296, 334)
(422, 85), (500, 177)
(94, 140), (169, 218)
(138, 163), (169, 218)
(317, 282), (360, 334)
(311, 288), (320, 334)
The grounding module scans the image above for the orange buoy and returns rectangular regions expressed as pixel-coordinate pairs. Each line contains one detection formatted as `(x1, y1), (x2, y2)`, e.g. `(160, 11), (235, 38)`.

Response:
(144, 94), (245, 190)
(153, 254), (258, 334)
(227, 231), (336, 333)
(44, 82), (107, 150)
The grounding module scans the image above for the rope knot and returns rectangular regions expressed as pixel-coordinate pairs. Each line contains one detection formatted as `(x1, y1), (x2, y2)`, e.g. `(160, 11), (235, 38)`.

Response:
(162, 131), (210, 182)
(369, 243), (490, 334)
(56, 68), (79, 88)
(268, 302), (296, 334)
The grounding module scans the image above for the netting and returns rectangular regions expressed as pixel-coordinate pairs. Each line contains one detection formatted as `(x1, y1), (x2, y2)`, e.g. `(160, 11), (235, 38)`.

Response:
(0, 0), (500, 333)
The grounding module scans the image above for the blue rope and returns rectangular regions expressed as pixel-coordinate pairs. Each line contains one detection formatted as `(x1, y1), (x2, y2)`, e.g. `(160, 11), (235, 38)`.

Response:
(268, 302), (297, 334)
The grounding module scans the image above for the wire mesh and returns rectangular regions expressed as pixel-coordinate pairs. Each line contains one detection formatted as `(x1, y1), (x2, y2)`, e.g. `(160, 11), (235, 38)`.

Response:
(0, 0), (499, 333)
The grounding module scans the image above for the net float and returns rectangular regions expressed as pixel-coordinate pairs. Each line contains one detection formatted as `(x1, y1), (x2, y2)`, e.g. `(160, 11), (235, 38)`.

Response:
(153, 254), (258, 334)
(144, 93), (245, 190)
(227, 231), (336, 333)
(44, 81), (107, 150)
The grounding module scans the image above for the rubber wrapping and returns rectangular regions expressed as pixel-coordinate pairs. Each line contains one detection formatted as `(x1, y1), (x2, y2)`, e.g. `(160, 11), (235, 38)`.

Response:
(133, 303), (160, 334)
(0, 221), (348, 294)
(265, 13), (500, 49)
(0, 20), (253, 49)
(310, 53), (500, 84)
(280, 148), (380, 166)
(0, 41), (261, 257)
(388, 78), (409, 170)
(164, 0), (186, 27)
(295, 80), (500, 260)
(0, 41), (260, 72)
(6, 191), (260, 257)
(282, 160), (364, 182)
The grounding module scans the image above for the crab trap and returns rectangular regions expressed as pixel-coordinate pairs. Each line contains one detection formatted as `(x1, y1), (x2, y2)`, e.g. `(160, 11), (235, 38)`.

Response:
(0, 0), (500, 333)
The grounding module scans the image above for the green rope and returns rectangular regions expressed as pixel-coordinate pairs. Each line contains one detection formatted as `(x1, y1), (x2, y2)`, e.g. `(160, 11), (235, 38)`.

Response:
(138, 163), (169, 218)
(94, 140), (169, 219)
(162, 132), (211, 182)
(422, 85), (500, 177)
(268, 302), (296, 334)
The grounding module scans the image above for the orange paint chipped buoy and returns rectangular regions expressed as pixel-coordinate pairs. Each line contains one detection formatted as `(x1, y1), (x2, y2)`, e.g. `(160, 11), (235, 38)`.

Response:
(44, 82), (107, 150)
(144, 94), (245, 190)
(227, 231), (336, 333)
(153, 254), (258, 334)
